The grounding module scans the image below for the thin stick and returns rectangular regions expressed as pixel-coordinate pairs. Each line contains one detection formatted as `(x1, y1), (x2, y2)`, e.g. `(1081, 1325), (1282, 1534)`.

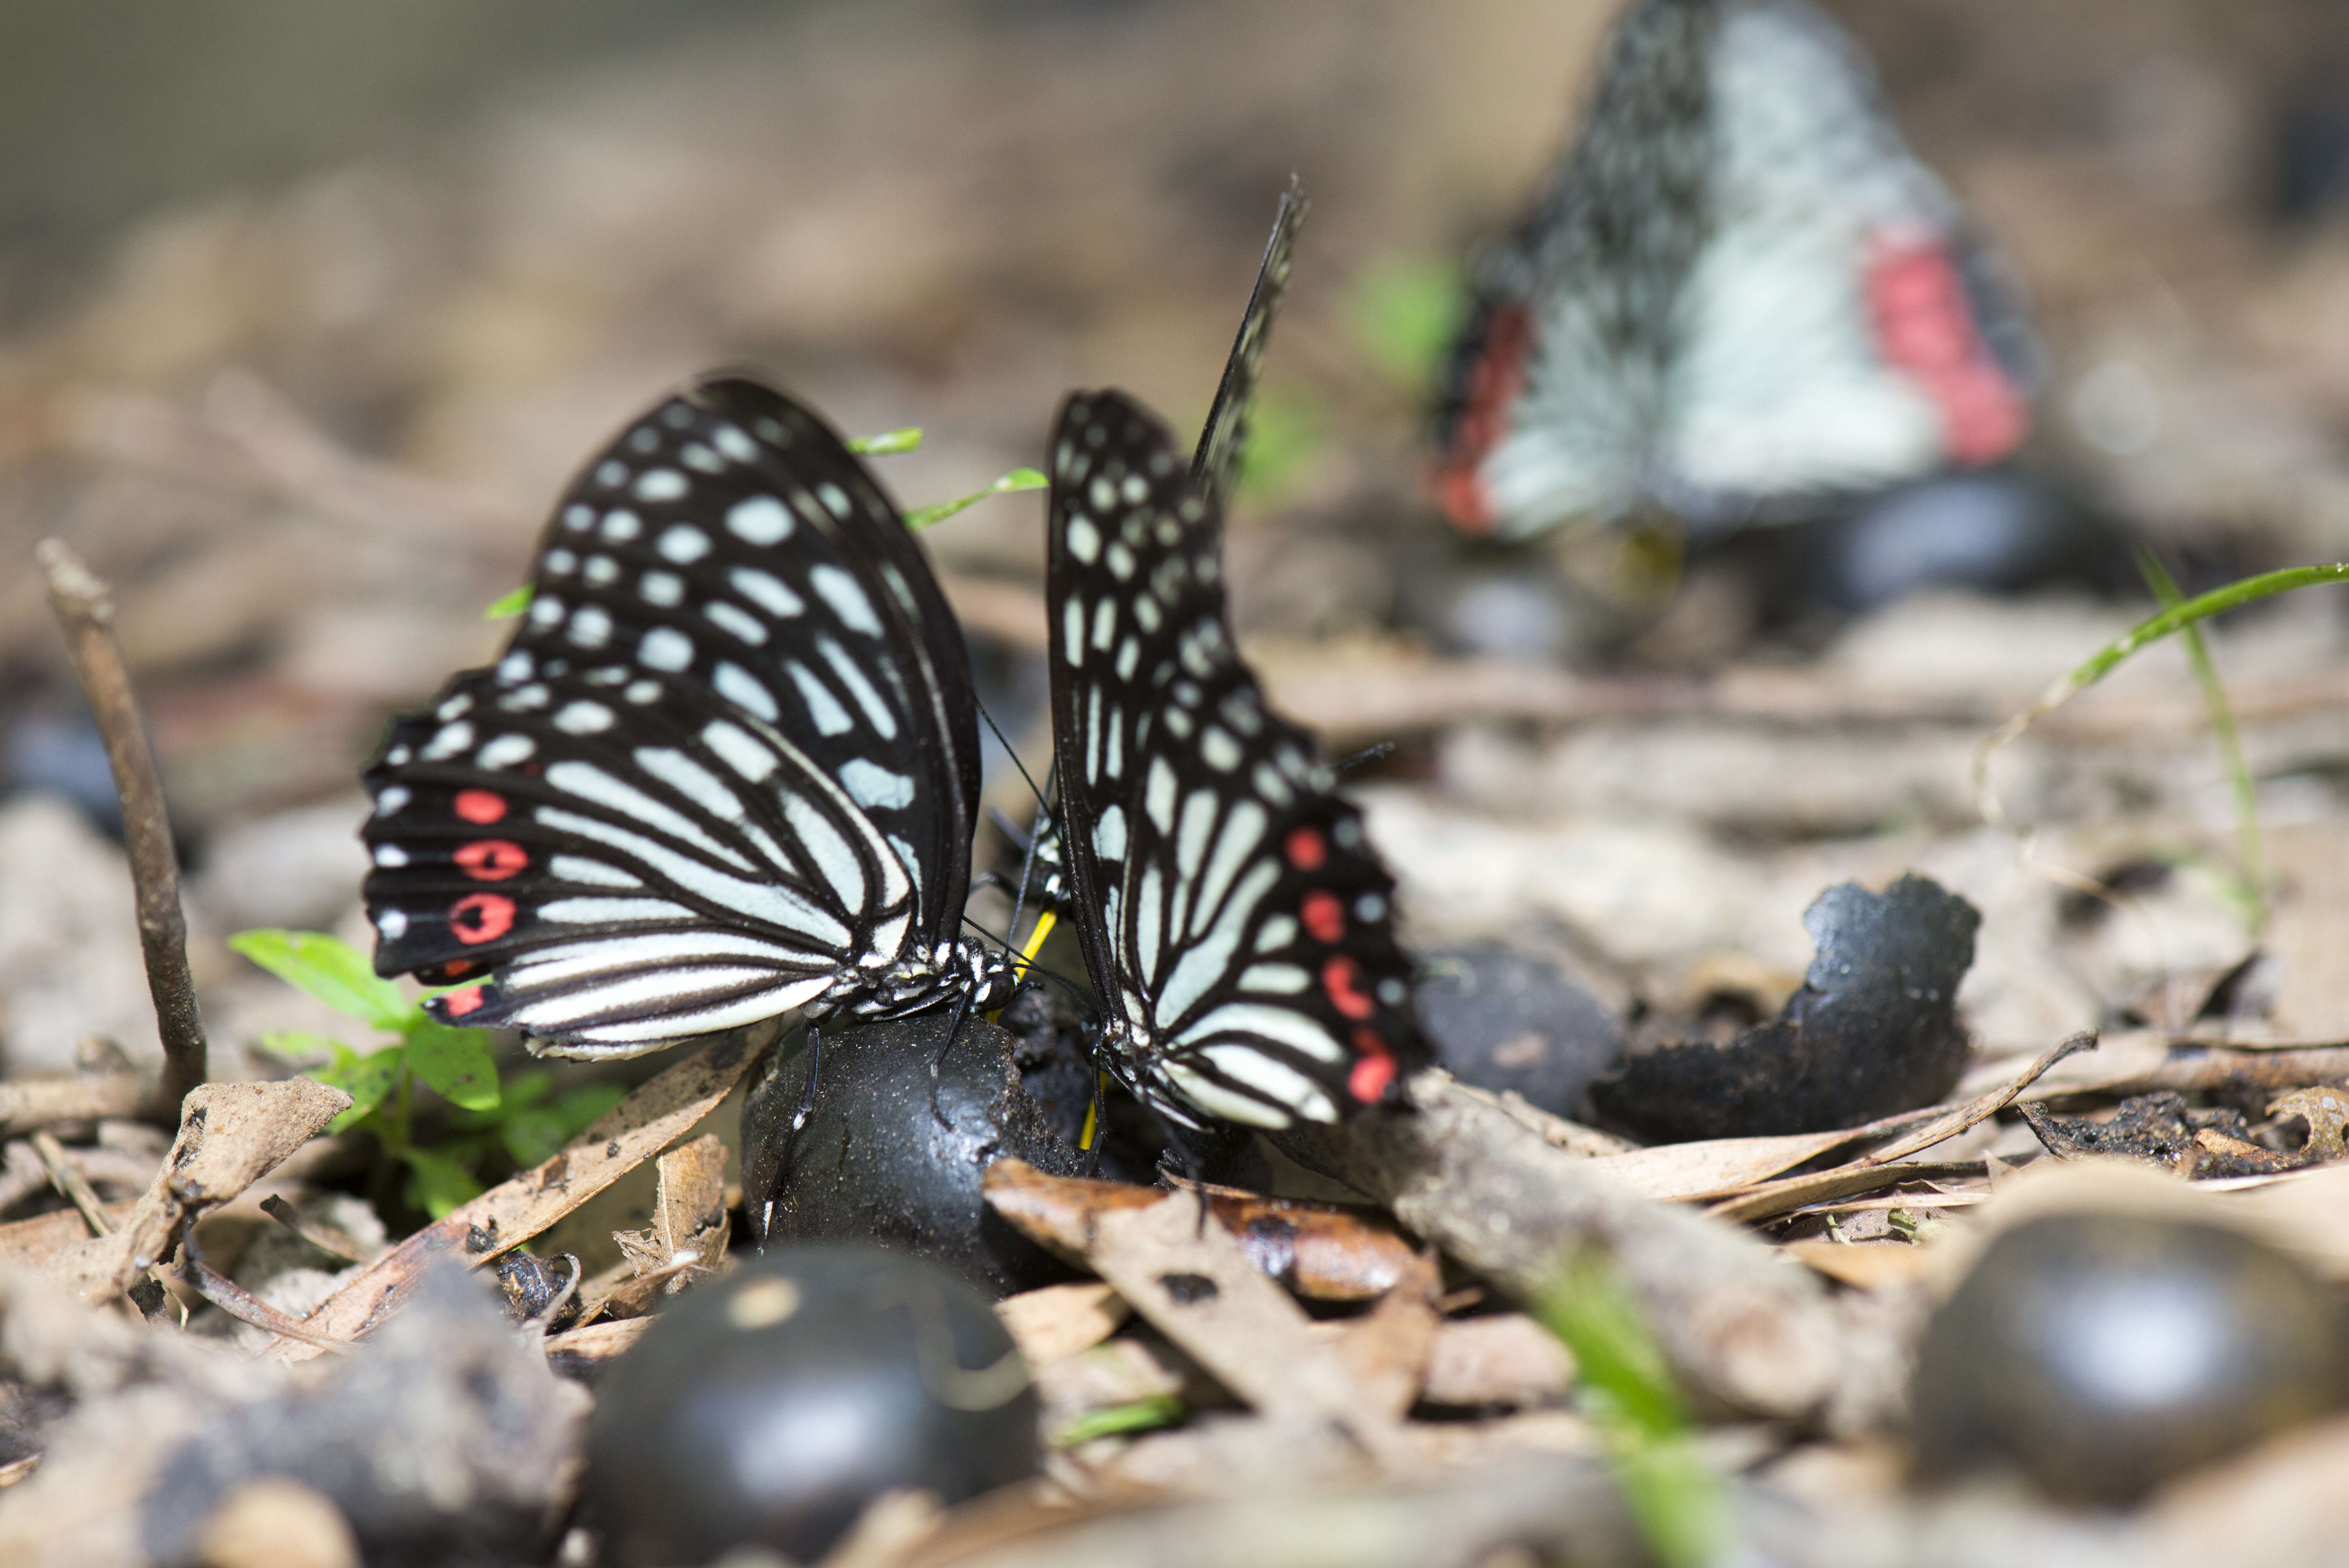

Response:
(30, 1131), (114, 1237)
(36, 539), (207, 1112)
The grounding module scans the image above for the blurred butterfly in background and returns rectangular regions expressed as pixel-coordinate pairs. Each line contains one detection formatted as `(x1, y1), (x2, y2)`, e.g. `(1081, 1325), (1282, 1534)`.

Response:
(1044, 387), (1429, 1130)
(1435, 0), (2038, 542)
(361, 376), (1013, 1058)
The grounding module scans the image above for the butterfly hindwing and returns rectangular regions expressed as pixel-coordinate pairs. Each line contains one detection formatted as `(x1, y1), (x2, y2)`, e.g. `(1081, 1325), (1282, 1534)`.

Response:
(1047, 390), (1424, 1129)
(362, 376), (976, 1055)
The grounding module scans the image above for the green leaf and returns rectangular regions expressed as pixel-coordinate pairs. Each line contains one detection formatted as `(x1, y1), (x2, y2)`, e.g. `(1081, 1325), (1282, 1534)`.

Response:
(904, 467), (1048, 531)
(1346, 256), (1467, 392)
(254, 1030), (346, 1066)
(498, 1083), (626, 1168)
(405, 1021), (500, 1112)
(485, 584), (535, 620)
(846, 426), (923, 456)
(228, 930), (417, 1032)
(1053, 1393), (1183, 1447)
(313, 1045), (406, 1133)
(400, 1145), (485, 1219)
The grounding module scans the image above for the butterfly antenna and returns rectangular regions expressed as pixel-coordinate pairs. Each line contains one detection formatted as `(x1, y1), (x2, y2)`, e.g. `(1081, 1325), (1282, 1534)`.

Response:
(974, 695), (1055, 819)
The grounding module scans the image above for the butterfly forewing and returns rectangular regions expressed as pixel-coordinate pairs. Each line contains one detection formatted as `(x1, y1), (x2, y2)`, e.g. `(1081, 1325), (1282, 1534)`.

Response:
(362, 376), (978, 1055)
(1190, 177), (1308, 516)
(1047, 390), (1424, 1129)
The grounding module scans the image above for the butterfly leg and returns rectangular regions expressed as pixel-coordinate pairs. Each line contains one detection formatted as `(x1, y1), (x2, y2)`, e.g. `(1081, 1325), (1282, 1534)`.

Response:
(770, 1021), (823, 1197)
(927, 986), (978, 1131)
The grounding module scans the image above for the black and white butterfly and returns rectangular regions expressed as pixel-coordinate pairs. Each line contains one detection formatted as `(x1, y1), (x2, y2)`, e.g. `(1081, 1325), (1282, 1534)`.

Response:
(1044, 389), (1428, 1130)
(361, 376), (1013, 1057)
(1435, 0), (2035, 541)
(1014, 178), (1307, 916)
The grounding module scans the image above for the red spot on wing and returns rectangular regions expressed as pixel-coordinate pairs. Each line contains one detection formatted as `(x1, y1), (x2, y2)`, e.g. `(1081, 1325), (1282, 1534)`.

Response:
(1322, 955), (1374, 1021)
(453, 789), (508, 825)
(1348, 1026), (1397, 1103)
(1432, 301), (1533, 534)
(1864, 233), (2027, 467)
(448, 892), (516, 945)
(1284, 827), (1328, 871)
(453, 839), (529, 881)
(1301, 889), (1345, 944)
(421, 959), (477, 982)
(441, 984), (486, 1018)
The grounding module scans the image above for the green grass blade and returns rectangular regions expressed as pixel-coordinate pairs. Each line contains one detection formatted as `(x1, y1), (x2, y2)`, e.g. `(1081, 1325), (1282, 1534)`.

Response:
(485, 584), (535, 620)
(2137, 551), (2268, 932)
(1975, 562), (2349, 834)
(1052, 1394), (1184, 1447)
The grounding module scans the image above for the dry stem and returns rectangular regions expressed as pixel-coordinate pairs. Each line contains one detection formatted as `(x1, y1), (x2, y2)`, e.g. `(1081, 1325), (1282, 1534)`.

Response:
(35, 538), (206, 1112)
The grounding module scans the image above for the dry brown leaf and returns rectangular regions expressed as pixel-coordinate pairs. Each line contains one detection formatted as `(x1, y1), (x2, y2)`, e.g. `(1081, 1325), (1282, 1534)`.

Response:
(984, 1161), (1420, 1301)
(1081, 1194), (1406, 1467)
(42, 1079), (351, 1304)
(1327, 1253), (1443, 1424)
(1781, 1239), (1934, 1291)
(1418, 1314), (1576, 1409)
(0, 1203), (137, 1267)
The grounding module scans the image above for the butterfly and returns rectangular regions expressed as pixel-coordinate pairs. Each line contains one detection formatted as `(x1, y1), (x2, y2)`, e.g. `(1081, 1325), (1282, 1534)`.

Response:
(1435, 0), (2036, 542)
(360, 376), (1013, 1058)
(1042, 388), (1428, 1130)
(1012, 179), (1306, 917)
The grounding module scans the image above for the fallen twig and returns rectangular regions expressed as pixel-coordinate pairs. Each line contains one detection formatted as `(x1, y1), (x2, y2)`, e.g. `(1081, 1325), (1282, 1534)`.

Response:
(29, 1133), (112, 1237)
(36, 538), (206, 1113)
(0, 1074), (150, 1138)
(259, 1194), (374, 1266)
(1273, 1069), (1839, 1421)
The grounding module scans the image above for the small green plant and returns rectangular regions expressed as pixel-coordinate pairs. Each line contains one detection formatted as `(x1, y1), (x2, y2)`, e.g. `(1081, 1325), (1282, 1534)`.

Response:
(1536, 1251), (1726, 1568)
(228, 930), (622, 1217)
(484, 584), (535, 621)
(845, 426), (923, 456)
(1345, 255), (1467, 394)
(904, 467), (1047, 531)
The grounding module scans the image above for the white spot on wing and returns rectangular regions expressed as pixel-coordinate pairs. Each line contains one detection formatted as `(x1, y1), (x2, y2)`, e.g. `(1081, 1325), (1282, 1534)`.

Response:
(635, 469), (688, 501)
(714, 662), (779, 722)
(809, 566), (883, 636)
(786, 663), (853, 735)
(727, 496), (793, 545)
(705, 601), (767, 645)
(479, 734), (536, 769)
(658, 526), (711, 563)
(640, 628), (695, 671)
(841, 760), (913, 809)
(730, 568), (803, 617)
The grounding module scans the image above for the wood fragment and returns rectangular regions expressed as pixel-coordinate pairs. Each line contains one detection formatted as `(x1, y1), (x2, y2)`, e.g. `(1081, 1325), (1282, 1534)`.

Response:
(997, 1282), (1131, 1364)
(1781, 1239), (1936, 1291)
(984, 1162), (1420, 1301)
(0, 1074), (151, 1138)
(1418, 1313), (1576, 1409)
(1273, 1068), (1839, 1421)
(275, 1028), (763, 1359)
(36, 537), (207, 1113)
(30, 1132), (113, 1237)
(1327, 1253), (1443, 1424)
(259, 1194), (374, 1265)
(544, 1315), (651, 1379)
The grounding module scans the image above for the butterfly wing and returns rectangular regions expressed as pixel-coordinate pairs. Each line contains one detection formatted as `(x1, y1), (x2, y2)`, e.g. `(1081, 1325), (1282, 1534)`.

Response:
(1659, 0), (2030, 520)
(1436, 0), (2032, 540)
(1435, 0), (1718, 537)
(1018, 184), (1308, 915)
(1046, 390), (1425, 1129)
(1190, 177), (1309, 515)
(362, 376), (977, 1055)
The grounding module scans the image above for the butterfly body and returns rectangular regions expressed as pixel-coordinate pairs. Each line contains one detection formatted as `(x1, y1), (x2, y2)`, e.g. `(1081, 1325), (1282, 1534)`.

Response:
(1045, 390), (1426, 1131)
(1437, 0), (2033, 540)
(362, 376), (1012, 1058)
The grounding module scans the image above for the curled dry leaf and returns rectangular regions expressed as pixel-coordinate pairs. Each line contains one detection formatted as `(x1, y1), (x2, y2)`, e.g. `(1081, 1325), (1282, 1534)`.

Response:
(983, 1161), (1419, 1301)
(41, 1079), (352, 1305)
(598, 1133), (731, 1322)
(996, 1282), (1131, 1365)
